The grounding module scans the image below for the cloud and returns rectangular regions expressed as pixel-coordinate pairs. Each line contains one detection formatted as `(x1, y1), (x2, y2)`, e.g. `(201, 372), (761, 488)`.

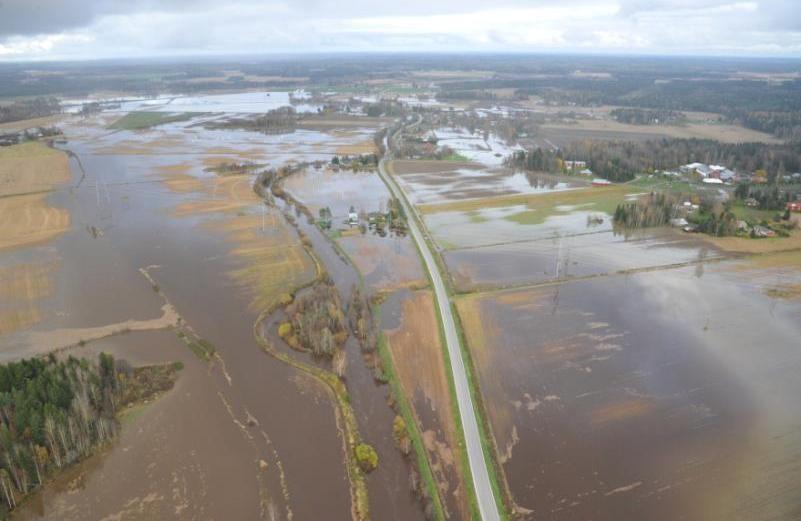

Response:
(0, 0), (799, 59)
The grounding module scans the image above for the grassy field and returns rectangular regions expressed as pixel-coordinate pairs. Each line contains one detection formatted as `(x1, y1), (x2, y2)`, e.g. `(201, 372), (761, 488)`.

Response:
(109, 111), (195, 130)
(441, 152), (470, 162)
(626, 176), (695, 193)
(731, 202), (782, 223)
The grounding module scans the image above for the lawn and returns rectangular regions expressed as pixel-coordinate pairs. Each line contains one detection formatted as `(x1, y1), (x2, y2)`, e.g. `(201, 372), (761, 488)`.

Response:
(731, 202), (782, 223)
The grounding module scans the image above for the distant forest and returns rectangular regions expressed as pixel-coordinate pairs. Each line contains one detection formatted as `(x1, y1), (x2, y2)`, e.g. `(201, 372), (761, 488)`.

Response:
(0, 98), (61, 124)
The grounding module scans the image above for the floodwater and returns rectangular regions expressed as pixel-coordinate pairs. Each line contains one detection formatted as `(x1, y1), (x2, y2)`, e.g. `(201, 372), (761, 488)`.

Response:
(432, 127), (523, 167)
(72, 90), (321, 114)
(459, 260), (801, 520)
(443, 228), (721, 291)
(0, 111), (421, 520)
(394, 162), (579, 205)
(275, 195), (425, 520)
(282, 165), (426, 291)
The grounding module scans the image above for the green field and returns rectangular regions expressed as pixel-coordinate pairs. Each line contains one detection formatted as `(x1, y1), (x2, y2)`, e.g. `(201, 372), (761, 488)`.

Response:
(109, 111), (196, 130)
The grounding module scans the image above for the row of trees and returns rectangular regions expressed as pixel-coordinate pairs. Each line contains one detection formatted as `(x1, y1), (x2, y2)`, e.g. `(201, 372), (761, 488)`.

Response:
(613, 192), (680, 228)
(610, 108), (685, 126)
(0, 97), (61, 124)
(206, 106), (297, 134)
(735, 183), (801, 211)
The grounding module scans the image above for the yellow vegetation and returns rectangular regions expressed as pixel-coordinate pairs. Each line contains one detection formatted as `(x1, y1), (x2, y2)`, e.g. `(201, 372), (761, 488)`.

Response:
(0, 142), (71, 251)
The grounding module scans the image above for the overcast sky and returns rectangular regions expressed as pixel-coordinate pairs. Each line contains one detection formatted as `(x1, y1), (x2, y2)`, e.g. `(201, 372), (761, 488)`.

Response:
(1, 0), (801, 60)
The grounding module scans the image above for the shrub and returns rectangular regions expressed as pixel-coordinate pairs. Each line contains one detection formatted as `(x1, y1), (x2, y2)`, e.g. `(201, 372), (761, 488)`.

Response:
(277, 321), (293, 338)
(355, 443), (379, 472)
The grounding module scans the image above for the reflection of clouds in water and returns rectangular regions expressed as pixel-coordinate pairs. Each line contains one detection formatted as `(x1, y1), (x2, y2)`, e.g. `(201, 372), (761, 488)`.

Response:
(629, 266), (801, 419)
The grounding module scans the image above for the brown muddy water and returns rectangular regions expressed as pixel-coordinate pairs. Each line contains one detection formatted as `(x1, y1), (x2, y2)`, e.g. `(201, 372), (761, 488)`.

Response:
(458, 261), (801, 521)
(1, 116), (422, 520)
(279, 181), (426, 521)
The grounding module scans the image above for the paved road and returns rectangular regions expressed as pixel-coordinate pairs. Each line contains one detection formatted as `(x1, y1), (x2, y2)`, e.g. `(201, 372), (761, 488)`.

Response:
(378, 129), (502, 521)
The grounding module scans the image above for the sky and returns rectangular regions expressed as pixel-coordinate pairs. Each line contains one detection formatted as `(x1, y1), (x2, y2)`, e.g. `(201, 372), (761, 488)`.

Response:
(1, 0), (801, 60)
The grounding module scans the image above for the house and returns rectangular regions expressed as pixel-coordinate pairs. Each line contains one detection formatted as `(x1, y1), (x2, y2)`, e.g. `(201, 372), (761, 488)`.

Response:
(670, 218), (689, 227)
(745, 198), (759, 208)
(564, 160), (587, 170)
(348, 206), (359, 225)
(580, 168), (593, 176)
(680, 162), (712, 178)
(718, 169), (736, 182)
(787, 201), (801, 213)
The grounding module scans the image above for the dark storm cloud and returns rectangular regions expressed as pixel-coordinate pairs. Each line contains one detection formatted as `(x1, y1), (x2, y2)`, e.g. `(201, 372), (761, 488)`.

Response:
(0, 0), (215, 37)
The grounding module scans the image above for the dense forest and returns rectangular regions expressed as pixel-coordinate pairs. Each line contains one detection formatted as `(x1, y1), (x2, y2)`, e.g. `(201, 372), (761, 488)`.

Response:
(0, 354), (179, 514)
(508, 139), (801, 182)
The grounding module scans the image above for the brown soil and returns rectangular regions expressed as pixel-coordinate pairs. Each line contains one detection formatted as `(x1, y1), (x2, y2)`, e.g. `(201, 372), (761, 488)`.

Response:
(386, 290), (470, 518)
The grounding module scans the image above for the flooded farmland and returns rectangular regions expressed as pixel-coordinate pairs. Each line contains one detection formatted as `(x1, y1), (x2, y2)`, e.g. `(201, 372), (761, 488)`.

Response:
(0, 109), (427, 520)
(456, 258), (801, 521)
(390, 160), (582, 205)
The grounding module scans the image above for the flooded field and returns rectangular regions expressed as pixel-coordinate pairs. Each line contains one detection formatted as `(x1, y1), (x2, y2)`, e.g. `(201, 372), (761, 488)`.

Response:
(455, 258), (801, 520)
(443, 229), (721, 290)
(282, 164), (426, 291)
(70, 90), (320, 114)
(390, 160), (583, 205)
(430, 127), (523, 167)
(409, 183), (722, 290)
(0, 107), (426, 520)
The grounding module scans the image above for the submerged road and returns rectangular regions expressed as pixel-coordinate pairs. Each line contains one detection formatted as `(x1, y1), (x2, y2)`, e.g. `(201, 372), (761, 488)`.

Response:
(378, 124), (502, 521)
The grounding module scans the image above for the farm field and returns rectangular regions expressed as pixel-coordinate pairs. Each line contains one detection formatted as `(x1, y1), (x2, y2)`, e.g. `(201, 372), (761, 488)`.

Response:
(455, 257), (801, 520)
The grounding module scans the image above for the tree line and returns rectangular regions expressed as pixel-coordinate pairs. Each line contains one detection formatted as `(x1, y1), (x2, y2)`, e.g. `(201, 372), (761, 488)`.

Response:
(735, 183), (801, 211)
(0, 97), (61, 124)
(611, 108), (685, 126)
(508, 139), (801, 183)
